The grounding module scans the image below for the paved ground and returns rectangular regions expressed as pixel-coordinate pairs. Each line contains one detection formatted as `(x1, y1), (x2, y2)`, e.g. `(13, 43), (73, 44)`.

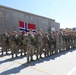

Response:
(0, 48), (76, 75)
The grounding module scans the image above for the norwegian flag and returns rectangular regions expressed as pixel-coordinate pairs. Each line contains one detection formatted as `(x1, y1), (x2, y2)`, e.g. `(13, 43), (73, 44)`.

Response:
(19, 21), (36, 33)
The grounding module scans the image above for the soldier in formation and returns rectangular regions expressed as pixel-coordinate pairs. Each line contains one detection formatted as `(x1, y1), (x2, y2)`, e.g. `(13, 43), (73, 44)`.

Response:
(9, 31), (19, 58)
(0, 29), (76, 63)
(43, 32), (50, 57)
(26, 29), (35, 63)
(1, 29), (9, 55)
(34, 29), (43, 60)
(18, 31), (27, 56)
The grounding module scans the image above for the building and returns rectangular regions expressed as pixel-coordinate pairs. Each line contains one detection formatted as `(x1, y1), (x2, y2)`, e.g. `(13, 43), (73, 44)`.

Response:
(0, 5), (60, 34)
(72, 27), (76, 32)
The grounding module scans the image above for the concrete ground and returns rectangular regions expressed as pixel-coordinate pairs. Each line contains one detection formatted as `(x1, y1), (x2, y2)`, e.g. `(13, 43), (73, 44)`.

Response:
(0, 48), (76, 75)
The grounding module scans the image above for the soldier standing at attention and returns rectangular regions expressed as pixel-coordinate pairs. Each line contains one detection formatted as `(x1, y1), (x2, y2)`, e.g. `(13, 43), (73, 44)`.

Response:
(74, 32), (76, 48)
(35, 29), (43, 60)
(10, 31), (19, 58)
(43, 32), (50, 57)
(55, 31), (59, 54)
(0, 34), (1, 47)
(1, 29), (9, 55)
(49, 32), (56, 55)
(59, 29), (63, 52)
(26, 29), (35, 63)
(18, 31), (27, 56)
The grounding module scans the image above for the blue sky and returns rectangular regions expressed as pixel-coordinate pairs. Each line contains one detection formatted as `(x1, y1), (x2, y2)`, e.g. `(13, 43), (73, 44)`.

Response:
(0, 0), (76, 28)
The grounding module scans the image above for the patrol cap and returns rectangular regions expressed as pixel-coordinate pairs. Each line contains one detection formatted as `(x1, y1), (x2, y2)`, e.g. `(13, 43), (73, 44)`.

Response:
(13, 31), (17, 33)
(38, 28), (42, 32)
(22, 30), (25, 34)
(45, 32), (48, 35)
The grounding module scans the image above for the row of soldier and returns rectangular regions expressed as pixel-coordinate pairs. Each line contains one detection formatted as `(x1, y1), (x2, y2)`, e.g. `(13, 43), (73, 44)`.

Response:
(0, 29), (76, 63)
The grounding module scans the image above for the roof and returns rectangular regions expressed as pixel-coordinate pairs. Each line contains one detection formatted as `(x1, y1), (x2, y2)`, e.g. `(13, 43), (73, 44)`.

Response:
(61, 29), (75, 33)
(0, 5), (55, 21)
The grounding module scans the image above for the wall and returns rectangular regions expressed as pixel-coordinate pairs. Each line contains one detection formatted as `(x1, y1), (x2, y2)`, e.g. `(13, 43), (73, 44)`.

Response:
(0, 5), (60, 34)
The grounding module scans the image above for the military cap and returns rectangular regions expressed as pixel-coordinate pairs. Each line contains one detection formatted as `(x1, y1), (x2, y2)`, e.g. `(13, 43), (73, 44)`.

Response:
(13, 31), (17, 33)
(45, 32), (48, 35)
(38, 28), (42, 31)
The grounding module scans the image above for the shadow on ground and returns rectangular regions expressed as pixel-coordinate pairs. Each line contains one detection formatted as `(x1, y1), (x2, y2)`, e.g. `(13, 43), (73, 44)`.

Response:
(0, 48), (76, 75)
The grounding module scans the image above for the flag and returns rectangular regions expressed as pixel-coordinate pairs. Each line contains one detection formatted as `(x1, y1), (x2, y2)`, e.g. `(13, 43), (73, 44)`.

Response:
(19, 21), (36, 33)
(28, 23), (36, 30)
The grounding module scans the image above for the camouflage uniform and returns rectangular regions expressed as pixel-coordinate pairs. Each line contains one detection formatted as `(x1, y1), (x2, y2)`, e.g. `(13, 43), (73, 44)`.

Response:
(43, 32), (50, 57)
(70, 34), (73, 48)
(65, 34), (68, 50)
(69, 33), (72, 49)
(1, 32), (9, 55)
(18, 32), (27, 56)
(9, 31), (19, 58)
(73, 33), (76, 48)
(75, 33), (76, 47)
(71, 33), (74, 48)
(35, 29), (43, 60)
(55, 31), (59, 53)
(67, 33), (71, 49)
(0, 34), (1, 47)
(53, 32), (57, 54)
(59, 31), (63, 52)
(49, 32), (56, 55)
(26, 30), (35, 63)
(0, 34), (1, 52)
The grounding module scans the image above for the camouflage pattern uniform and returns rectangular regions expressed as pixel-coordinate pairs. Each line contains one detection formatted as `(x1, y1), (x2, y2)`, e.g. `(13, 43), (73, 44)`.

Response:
(26, 29), (35, 63)
(1, 31), (9, 55)
(55, 31), (59, 53)
(0, 34), (1, 47)
(73, 32), (76, 48)
(35, 29), (43, 60)
(18, 31), (27, 56)
(67, 33), (71, 49)
(68, 33), (72, 49)
(49, 32), (56, 55)
(43, 32), (50, 57)
(59, 30), (63, 52)
(75, 32), (76, 47)
(71, 33), (74, 48)
(9, 31), (19, 58)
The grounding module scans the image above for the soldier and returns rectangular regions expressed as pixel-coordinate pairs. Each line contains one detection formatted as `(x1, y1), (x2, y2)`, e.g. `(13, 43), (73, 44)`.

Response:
(49, 32), (56, 55)
(18, 31), (27, 56)
(55, 31), (59, 53)
(0, 34), (1, 47)
(1, 29), (10, 55)
(67, 32), (71, 50)
(0, 34), (1, 52)
(26, 29), (35, 63)
(59, 29), (63, 52)
(73, 32), (76, 48)
(9, 31), (19, 58)
(53, 31), (56, 54)
(63, 31), (67, 50)
(69, 32), (71, 48)
(43, 32), (50, 57)
(35, 29), (43, 60)
(70, 32), (73, 48)
(75, 32), (76, 47)
(65, 32), (68, 50)
(75, 32), (76, 48)
(70, 32), (74, 48)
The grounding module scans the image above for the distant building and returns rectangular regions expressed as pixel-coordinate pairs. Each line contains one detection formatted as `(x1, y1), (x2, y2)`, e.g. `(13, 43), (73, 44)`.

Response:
(0, 5), (60, 34)
(72, 27), (76, 32)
